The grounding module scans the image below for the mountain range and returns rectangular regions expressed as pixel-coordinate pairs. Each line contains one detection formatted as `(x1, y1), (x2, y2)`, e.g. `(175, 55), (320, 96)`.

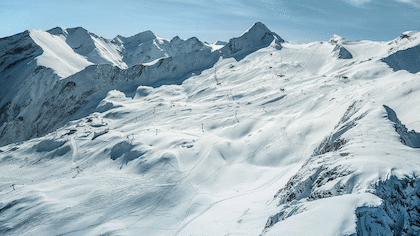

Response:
(1, 22), (420, 235)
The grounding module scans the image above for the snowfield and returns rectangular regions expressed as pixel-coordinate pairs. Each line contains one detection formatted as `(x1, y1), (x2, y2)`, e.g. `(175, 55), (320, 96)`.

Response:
(1, 22), (420, 235)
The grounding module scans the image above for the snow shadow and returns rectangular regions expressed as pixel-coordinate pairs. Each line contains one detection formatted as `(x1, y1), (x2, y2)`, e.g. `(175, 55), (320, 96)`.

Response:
(110, 141), (146, 163)
(313, 101), (367, 156)
(382, 44), (420, 74)
(383, 105), (420, 148)
(35, 139), (67, 152)
(0, 196), (43, 235)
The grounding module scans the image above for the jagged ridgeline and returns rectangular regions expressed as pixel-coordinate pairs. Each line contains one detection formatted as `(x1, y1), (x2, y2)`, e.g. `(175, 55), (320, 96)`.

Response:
(1, 23), (420, 236)
(0, 22), (282, 147)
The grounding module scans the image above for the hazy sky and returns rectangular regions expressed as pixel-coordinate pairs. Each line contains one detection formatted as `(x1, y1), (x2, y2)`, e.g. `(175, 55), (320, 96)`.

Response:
(1, 0), (419, 43)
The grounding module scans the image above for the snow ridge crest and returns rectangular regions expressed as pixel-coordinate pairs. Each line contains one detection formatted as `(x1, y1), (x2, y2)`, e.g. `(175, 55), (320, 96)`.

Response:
(221, 22), (284, 58)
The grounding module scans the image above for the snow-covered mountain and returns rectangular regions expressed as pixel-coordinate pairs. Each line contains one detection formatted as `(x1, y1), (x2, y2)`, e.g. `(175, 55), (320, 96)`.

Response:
(1, 22), (420, 235)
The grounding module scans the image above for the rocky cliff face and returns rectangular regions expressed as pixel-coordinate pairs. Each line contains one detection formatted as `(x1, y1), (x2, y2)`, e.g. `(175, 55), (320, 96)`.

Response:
(263, 103), (420, 236)
(220, 22), (283, 59)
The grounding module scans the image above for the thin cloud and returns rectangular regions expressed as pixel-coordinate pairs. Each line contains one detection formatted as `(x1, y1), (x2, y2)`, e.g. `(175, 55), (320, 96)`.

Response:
(346, 0), (372, 6)
(396, 0), (420, 7)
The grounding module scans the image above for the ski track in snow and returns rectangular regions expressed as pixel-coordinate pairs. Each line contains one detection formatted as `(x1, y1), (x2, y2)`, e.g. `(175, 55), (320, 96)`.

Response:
(70, 136), (77, 164)
(170, 163), (302, 236)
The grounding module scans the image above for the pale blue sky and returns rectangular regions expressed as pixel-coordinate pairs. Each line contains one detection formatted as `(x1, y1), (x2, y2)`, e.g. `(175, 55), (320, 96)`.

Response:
(1, 0), (419, 43)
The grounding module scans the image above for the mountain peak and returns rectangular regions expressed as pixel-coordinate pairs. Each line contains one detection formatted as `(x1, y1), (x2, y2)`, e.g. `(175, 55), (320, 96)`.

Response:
(66, 26), (89, 34)
(47, 26), (91, 37)
(240, 22), (282, 40)
(242, 22), (269, 36)
(47, 26), (67, 35)
(221, 22), (284, 58)
(213, 41), (227, 46)
(329, 34), (347, 44)
(113, 30), (157, 49)
(116, 30), (156, 42)
(170, 36), (181, 43)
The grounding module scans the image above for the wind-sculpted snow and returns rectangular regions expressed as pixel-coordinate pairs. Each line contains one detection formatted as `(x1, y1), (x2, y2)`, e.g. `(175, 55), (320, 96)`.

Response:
(2, 23), (420, 236)
(263, 104), (420, 235)
(381, 31), (420, 74)
(48, 27), (100, 58)
(384, 105), (420, 148)
(34, 139), (67, 152)
(353, 106), (420, 235)
(382, 43), (420, 74)
(48, 26), (125, 67)
(356, 176), (420, 235)
(312, 101), (368, 156)
(269, 102), (369, 207)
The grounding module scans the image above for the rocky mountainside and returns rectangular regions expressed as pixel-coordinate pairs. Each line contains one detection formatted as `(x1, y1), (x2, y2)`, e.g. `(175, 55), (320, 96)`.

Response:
(0, 22), (283, 147)
(1, 22), (420, 235)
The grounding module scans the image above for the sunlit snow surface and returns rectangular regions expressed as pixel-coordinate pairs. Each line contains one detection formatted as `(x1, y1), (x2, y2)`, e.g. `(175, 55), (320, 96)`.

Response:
(1, 23), (420, 235)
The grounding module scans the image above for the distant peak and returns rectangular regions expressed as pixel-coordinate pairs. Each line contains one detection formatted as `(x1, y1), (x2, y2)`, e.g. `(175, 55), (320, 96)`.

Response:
(187, 36), (201, 43)
(221, 22), (284, 58)
(2, 29), (31, 41)
(329, 35), (346, 44)
(69, 26), (87, 31)
(66, 27), (89, 34)
(117, 30), (157, 44)
(388, 30), (420, 46)
(171, 36), (181, 42)
(47, 26), (92, 37)
(247, 22), (269, 33)
(239, 22), (268, 37)
(47, 26), (67, 35)
(20, 29), (32, 36)
(128, 30), (156, 39)
(48, 26), (65, 31)
(241, 22), (283, 42)
(213, 41), (227, 46)
(398, 31), (418, 40)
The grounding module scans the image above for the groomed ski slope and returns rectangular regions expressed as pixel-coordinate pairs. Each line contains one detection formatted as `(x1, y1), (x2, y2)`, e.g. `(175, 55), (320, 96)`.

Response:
(1, 23), (420, 235)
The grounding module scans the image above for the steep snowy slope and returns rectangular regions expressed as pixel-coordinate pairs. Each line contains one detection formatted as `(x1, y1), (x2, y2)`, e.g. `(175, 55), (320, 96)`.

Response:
(0, 30), (59, 143)
(48, 27), (125, 68)
(1, 23), (420, 236)
(382, 31), (420, 74)
(0, 22), (281, 147)
(29, 29), (93, 77)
